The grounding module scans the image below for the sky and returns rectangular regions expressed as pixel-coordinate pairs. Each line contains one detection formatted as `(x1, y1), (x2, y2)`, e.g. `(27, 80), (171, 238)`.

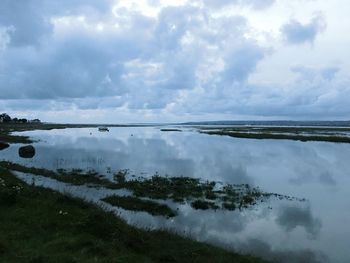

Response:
(0, 0), (349, 123)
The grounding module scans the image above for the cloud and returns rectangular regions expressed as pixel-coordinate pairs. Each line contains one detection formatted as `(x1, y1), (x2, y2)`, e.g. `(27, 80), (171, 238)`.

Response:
(0, 2), (268, 110)
(0, 1), (51, 46)
(0, 26), (12, 52)
(177, 61), (350, 120)
(281, 14), (326, 45)
(276, 205), (322, 239)
(248, 0), (275, 10)
(291, 65), (339, 81)
(318, 172), (336, 186)
(202, 0), (275, 10)
(0, 0), (349, 121)
(222, 44), (266, 84)
(0, 0), (111, 46)
(0, 35), (125, 99)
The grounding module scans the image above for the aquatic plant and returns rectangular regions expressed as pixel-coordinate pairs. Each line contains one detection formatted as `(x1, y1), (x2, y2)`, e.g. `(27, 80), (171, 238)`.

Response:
(0, 161), (305, 218)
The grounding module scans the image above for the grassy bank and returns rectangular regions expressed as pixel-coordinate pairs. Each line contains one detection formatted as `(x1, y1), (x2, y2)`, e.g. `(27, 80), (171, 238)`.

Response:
(0, 168), (269, 263)
(0, 123), (88, 144)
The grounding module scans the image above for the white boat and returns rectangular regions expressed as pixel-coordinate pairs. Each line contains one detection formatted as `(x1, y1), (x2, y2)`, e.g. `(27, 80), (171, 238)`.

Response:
(98, 126), (109, 132)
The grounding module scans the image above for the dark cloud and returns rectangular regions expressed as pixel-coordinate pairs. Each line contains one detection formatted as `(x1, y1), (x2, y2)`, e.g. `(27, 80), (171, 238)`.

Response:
(223, 44), (265, 83)
(0, 0), (51, 46)
(155, 6), (202, 51)
(0, 0), (111, 46)
(0, 35), (125, 99)
(281, 14), (326, 45)
(318, 172), (336, 186)
(276, 205), (322, 239)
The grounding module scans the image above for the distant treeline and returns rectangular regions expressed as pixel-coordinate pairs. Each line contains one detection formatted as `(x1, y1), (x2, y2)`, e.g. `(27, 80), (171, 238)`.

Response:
(0, 113), (40, 124)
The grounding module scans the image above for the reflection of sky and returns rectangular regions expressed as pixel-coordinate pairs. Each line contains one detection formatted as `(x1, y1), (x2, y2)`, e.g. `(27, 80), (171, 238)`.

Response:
(2, 127), (350, 263)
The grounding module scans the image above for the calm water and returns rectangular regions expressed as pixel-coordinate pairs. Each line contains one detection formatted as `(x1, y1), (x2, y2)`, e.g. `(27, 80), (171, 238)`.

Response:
(1, 127), (350, 263)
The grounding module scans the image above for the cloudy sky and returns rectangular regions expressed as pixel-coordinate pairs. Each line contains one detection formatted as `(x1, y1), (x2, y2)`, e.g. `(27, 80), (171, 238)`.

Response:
(0, 0), (349, 123)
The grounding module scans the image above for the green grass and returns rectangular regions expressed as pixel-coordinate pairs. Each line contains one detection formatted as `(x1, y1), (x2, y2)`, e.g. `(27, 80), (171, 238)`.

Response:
(0, 168), (270, 263)
(102, 195), (177, 218)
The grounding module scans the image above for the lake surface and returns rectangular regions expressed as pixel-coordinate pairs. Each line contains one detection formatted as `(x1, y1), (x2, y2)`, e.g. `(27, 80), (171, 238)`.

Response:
(1, 126), (350, 263)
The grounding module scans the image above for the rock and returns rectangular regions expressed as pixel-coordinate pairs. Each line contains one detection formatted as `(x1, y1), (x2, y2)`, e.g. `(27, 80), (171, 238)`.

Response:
(18, 145), (36, 158)
(0, 142), (10, 151)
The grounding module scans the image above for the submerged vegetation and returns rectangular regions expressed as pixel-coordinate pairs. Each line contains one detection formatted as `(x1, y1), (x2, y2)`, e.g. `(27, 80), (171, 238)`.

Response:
(0, 168), (270, 263)
(112, 172), (302, 211)
(0, 161), (304, 218)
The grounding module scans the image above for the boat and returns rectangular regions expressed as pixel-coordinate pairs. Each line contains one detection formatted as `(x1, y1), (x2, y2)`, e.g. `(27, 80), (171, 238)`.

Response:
(98, 126), (109, 132)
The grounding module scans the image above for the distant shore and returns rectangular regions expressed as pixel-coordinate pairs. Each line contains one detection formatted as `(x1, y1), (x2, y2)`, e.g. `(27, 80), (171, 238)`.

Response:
(3, 122), (350, 145)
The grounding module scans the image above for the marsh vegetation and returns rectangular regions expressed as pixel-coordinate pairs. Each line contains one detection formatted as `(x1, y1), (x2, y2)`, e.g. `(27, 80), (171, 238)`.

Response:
(200, 126), (350, 143)
(0, 161), (304, 218)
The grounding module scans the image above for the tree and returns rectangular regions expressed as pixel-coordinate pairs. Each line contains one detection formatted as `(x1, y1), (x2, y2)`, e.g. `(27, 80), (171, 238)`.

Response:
(0, 113), (11, 123)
